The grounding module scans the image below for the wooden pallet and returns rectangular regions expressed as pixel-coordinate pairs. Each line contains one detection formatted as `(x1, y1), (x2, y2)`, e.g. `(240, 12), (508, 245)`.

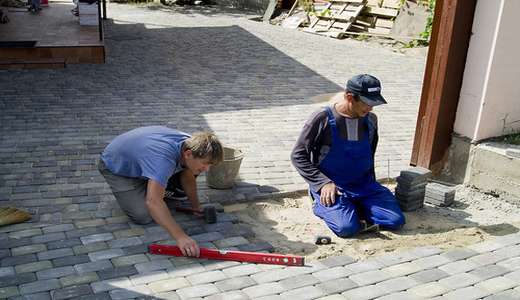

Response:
(351, 0), (400, 35)
(305, 0), (366, 38)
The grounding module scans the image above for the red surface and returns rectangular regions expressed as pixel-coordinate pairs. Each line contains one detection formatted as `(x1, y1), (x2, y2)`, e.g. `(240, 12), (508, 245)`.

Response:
(149, 244), (305, 266)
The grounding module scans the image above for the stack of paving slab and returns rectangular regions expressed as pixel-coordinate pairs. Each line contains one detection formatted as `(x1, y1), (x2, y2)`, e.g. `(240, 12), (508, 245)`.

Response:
(395, 167), (431, 211)
(424, 182), (456, 207)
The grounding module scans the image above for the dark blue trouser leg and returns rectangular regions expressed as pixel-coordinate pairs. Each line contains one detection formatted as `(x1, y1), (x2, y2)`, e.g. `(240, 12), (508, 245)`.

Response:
(311, 190), (361, 237)
(358, 185), (405, 230)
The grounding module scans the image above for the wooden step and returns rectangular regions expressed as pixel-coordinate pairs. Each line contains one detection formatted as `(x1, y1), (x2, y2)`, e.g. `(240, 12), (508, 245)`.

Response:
(0, 58), (66, 69)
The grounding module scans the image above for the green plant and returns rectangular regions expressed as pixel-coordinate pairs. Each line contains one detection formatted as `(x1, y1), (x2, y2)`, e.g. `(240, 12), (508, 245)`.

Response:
(354, 34), (370, 42)
(319, 8), (331, 17)
(420, 0), (435, 41)
(405, 0), (435, 47)
(493, 133), (520, 145)
(298, 0), (314, 14)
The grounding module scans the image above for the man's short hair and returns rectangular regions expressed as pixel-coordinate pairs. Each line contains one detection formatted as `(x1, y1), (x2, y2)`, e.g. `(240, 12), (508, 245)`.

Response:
(346, 91), (361, 102)
(184, 132), (224, 165)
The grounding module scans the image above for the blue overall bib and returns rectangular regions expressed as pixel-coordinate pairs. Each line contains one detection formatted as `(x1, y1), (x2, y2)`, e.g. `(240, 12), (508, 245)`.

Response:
(310, 106), (405, 237)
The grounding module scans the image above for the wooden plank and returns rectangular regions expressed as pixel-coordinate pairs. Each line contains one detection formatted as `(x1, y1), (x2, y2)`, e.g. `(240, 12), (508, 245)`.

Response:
(343, 30), (428, 41)
(375, 18), (393, 28)
(368, 26), (391, 34)
(287, 0), (299, 17)
(263, 0), (277, 23)
(382, 0), (400, 9)
(363, 6), (398, 17)
(350, 24), (368, 32)
(309, 17), (321, 28)
(366, 0), (381, 7)
(322, 15), (355, 22)
(314, 1), (332, 14)
(332, 22), (353, 30)
(301, 27), (342, 38)
(356, 15), (376, 27)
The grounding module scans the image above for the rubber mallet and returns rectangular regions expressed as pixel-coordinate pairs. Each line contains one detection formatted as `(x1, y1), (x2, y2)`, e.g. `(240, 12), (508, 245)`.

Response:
(175, 205), (217, 224)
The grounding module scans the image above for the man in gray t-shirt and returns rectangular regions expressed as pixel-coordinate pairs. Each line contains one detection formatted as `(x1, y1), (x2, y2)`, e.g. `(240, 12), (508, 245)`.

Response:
(99, 126), (223, 257)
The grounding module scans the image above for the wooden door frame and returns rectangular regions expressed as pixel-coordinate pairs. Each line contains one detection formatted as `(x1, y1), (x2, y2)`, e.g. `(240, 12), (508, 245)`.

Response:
(410, 0), (477, 173)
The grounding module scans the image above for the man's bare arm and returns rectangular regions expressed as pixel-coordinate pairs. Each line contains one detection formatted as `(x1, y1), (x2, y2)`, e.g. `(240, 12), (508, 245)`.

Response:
(179, 169), (201, 211)
(145, 180), (199, 257)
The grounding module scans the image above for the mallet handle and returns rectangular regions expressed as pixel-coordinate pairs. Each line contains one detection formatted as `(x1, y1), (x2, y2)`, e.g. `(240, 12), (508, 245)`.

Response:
(174, 206), (201, 214)
(148, 244), (305, 266)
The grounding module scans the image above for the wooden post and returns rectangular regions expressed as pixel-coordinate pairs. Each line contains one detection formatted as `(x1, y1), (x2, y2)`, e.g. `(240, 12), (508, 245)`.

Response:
(410, 0), (477, 173)
(103, 0), (107, 20)
(97, 0), (103, 41)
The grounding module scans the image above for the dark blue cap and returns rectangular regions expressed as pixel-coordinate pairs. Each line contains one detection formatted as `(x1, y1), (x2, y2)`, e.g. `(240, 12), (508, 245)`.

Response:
(346, 74), (387, 106)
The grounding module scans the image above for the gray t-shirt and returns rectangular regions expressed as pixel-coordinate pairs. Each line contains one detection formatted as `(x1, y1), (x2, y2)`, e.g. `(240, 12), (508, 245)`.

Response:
(291, 105), (378, 192)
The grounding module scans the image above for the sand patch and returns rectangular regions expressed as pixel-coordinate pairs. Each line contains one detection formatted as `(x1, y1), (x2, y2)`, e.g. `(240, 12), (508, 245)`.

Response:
(226, 185), (520, 260)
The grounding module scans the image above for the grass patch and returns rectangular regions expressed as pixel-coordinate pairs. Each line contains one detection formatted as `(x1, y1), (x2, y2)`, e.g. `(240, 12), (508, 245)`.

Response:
(493, 133), (520, 145)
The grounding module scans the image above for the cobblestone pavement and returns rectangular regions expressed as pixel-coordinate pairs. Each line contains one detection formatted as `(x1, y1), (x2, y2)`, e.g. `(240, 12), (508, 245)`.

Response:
(1, 3), (426, 206)
(4, 3), (516, 300)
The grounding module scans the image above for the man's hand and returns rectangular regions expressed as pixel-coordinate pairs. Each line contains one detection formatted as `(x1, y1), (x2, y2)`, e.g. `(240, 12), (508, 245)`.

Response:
(320, 182), (339, 207)
(176, 234), (200, 257)
(145, 180), (199, 257)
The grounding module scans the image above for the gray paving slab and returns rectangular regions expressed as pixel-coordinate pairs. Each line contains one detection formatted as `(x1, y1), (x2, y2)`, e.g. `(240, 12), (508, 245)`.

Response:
(280, 285), (325, 299)
(342, 285), (386, 300)
(205, 290), (249, 300)
(0, 266), (15, 277)
(176, 283), (220, 299)
(59, 272), (100, 287)
(127, 271), (167, 286)
(215, 276), (257, 292)
(50, 284), (93, 300)
(407, 282), (450, 299)
(315, 277), (358, 295)
(147, 277), (190, 294)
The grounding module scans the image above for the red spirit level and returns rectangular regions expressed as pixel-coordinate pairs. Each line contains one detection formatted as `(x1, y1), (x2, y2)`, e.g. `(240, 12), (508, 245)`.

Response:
(148, 244), (305, 266)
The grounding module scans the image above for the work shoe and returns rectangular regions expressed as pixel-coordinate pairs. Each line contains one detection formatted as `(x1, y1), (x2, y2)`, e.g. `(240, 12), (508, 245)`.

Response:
(359, 220), (379, 233)
(164, 188), (188, 202)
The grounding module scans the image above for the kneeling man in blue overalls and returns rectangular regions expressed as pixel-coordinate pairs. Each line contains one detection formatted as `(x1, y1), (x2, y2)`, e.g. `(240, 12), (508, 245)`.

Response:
(291, 74), (405, 237)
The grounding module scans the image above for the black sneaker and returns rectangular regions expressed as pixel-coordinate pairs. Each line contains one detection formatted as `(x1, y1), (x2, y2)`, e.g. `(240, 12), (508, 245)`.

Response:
(359, 220), (379, 233)
(164, 188), (188, 202)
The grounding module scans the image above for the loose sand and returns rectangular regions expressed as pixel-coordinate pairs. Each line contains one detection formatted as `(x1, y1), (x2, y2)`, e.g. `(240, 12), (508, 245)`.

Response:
(225, 184), (520, 260)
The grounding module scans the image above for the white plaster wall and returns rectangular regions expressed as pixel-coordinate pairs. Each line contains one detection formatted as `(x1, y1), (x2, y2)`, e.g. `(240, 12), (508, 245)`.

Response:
(454, 0), (520, 142)
(476, 0), (520, 140)
(453, 0), (501, 141)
